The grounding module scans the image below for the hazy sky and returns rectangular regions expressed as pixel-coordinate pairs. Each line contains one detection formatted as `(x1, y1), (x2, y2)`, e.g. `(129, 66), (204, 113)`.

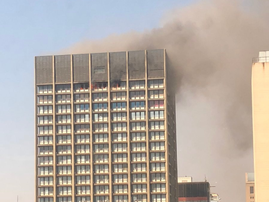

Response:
(0, 1), (197, 202)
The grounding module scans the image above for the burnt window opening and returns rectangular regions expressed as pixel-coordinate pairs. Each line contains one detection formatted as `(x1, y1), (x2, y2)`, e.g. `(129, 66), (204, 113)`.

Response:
(94, 66), (105, 74)
(91, 82), (108, 91)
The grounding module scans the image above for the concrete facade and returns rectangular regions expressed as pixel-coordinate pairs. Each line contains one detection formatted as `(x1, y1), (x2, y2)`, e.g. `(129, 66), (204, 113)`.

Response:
(245, 173), (255, 202)
(252, 51), (269, 202)
(34, 50), (178, 202)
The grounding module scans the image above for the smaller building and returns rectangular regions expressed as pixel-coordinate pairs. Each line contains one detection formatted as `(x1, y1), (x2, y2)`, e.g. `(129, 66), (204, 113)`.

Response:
(178, 180), (210, 202)
(210, 193), (221, 202)
(245, 173), (255, 202)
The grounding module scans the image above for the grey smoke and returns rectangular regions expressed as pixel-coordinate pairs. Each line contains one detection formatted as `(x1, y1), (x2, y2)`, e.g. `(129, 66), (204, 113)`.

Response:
(61, 0), (269, 201)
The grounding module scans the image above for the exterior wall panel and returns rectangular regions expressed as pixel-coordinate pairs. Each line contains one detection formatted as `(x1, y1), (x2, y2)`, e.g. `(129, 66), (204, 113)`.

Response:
(147, 49), (164, 78)
(35, 56), (53, 84)
(91, 53), (108, 82)
(55, 55), (71, 83)
(128, 50), (145, 79)
(73, 54), (89, 83)
(110, 52), (126, 82)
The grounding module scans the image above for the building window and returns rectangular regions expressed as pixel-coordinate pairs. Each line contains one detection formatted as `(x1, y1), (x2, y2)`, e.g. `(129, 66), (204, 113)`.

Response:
(130, 111), (145, 120)
(91, 82), (108, 91)
(56, 84), (71, 93)
(38, 116), (53, 124)
(76, 176), (90, 185)
(94, 175), (109, 183)
(57, 197), (72, 202)
(93, 103), (108, 112)
(57, 105), (71, 113)
(37, 85), (53, 94)
(74, 83), (89, 92)
(131, 153), (146, 162)
(75, 114), (89, 123)
(76, 145), (90, 154)
(148, 90), (164, 99)
(38, 157), (53, 165)
(75, 124), (90, 133)
(57, 187), (72, 196)
(149, 100), (164, 109)
(94, 185), (109, 194)
(113, 164), (128, 173)
(150, 152), (165, 161)
(94, 134), (108, 143)
(113, 195), (128, 202)
(130, 101), (145, 110)
(149, 111), (164, 119)
(151, 173), (165, 182)
(132, 195), (147, 202)
(94, 196), (109, 202)
(113, 174), (128, 183)
(112, 143), (127, 152)
(129, 80), (145, 89)
(38, 136), (53, 145)
(57, 125), (71, 134)
(76, 135), (90, 143)
(57, 156), (72, 165)
(76, 155), (90, 164)
(38, 146), (53, 155)
(111, 92), (126, 100)
(38, 126), (53, 135)
(92, 92), (108, 101)
(94, 154), (109, 163)
(57, 135), (71, 144)
(113, 133), (127, 142)
(149, 121), (164, 130)
(76, 197), (90, 202)
(57, 115), (71, 123)
(150, 131), (165, 140)
(131, 143), (146, 151)
(250, 186), (254, 194)
(75, 104), (89, 112)
(56, 94), (71, 103)
(132, 163), (146, 172)
(94, 144), (109, 153)
(57, 166), (72, 175)
(131, 132), (146, 141)
(38, 95), (53, 104)
(131, 122), (146, 131)
(38, 106), (53, 114)
(111, 81), (126, 90)
(38, 198), (53, 202)
(38, 166), (53, 176)
(74, 93), (89, 103)
(148, 79), (164, 89)
(113, 185), (128, 193)
(151, 194), (166, 202)
(57, 176), (72, 185)
(132, 174), (147, 183)
(151, 183), (166, 192)
(150, 142), (165, 151)
(38, 187), (53, 196)
(150, 163), (165, 171)
(93, 123), (108, 132)
(132, 184), (147, 193)
(112, 123), (127, 131)
(93, 113), (108, 122)
(38, 177), (53, 185)
(76, 165), (90, 174)
(113, 154), (128, 162)
(130, 91), (145, 100)
(111, 102), (127, 111)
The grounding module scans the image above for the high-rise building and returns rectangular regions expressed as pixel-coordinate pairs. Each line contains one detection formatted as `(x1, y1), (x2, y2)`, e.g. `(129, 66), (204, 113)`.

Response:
(34, 50), (178, 202)
(245, 173), (255, 202)
(252, 51), (269, 202)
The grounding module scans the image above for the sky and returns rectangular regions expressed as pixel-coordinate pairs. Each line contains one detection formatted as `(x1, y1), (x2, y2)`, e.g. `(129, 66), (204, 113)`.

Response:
(0, 1), (198, 202)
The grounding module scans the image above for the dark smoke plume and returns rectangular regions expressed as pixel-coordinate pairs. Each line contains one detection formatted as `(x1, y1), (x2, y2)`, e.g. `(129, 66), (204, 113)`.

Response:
(60, 0), (269, 201)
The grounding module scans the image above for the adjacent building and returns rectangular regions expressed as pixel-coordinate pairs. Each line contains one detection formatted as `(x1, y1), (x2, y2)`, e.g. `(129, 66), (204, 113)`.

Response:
(245, 173), (255, 202)
(177, 178), (210, 202)
(252, 51), (269, 202)
(35, 50), (178, 202)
